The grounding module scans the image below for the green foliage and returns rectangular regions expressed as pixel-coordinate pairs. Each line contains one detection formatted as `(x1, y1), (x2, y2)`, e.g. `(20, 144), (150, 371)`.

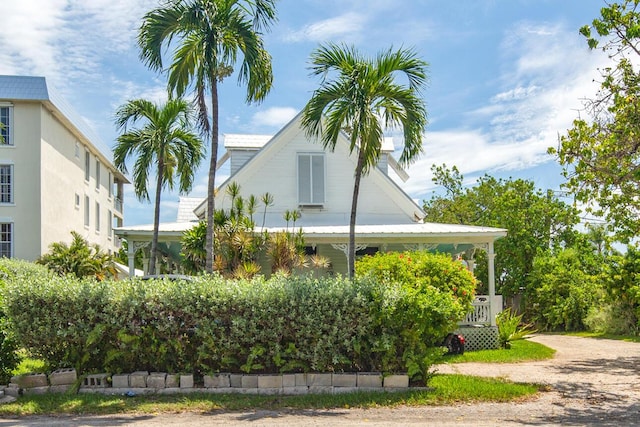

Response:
(496, 308), (536, 349)
(37, 231), (117, 280)
(1, 258), (470, 379)
(114, 97), (204, 274)
(138, 0), (278, 273)
(526, 248), (604, 331)
(597, 246), (640, 335)
(301, 43), (428, 278)
(356, 251), (476, 381)
(423, 165), (580, 297)
(553, 1), (640, 241)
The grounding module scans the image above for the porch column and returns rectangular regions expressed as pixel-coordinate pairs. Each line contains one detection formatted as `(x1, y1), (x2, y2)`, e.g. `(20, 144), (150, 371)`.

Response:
(127, 239), (136, 278)
(487, 240), (497, 326)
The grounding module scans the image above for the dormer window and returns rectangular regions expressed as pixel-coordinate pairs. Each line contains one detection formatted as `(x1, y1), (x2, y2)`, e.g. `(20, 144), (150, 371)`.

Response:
(298, 153), (325, 206)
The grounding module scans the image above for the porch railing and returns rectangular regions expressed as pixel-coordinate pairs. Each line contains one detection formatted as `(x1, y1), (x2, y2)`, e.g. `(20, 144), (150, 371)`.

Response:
(459, 295), (503, 326)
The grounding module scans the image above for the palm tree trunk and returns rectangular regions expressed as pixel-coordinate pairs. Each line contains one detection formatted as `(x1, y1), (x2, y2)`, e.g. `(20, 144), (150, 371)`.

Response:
(205, 79), (220, 273)
(149, 160), (164, 275)
(349, 149), (366, 279)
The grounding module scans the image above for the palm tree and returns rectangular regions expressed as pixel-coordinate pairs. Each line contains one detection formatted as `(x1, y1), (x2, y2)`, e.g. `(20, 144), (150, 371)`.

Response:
(138, 0), (277, 273)
(37, 231), (117, 280)
(301, 44), (428, 278)
(114, 98), (204, 275)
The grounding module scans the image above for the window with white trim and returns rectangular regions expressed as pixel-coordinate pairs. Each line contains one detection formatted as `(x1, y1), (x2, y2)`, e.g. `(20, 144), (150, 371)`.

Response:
(95, 202), (100, 232)
(0, 106), (12, 146)
(108, 172), (113, 198)
(0, 165), (12, 204)
(75, 193), (80, 209)
(0, 223), (12, 258)
(75, 141), (80, 158)
(95, 160), (100, 190)
(84, 195), (90, 227)
(84, 150), (90, 182)
(297, 153), (325, 205)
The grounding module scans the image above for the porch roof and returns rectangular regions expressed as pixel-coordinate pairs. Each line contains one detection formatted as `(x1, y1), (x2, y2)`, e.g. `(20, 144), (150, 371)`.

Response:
(115, 222), (507, 244)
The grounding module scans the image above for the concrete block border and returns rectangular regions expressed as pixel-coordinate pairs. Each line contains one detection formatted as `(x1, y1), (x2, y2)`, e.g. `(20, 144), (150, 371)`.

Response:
(2, 371), (411, 396)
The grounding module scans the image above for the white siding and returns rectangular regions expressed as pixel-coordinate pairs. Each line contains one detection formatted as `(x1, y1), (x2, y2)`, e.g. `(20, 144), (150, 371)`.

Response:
(216, 122), (417, 228)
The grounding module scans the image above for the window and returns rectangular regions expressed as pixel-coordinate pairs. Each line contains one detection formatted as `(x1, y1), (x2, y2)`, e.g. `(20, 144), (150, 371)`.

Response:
(75, 142), (80, 158)
(108, 172), (113, 198)
(107, 210), (113, 239)
(298, 153), (325, 205)
(95, 202), (100, 232)
(95, 160), (100, 190)
(74, 193), (80, 209)
(0, 106), (12, 146)
(0, 223), (12, 257)
(84, 150), (90, 182)
(84, 195), (90, 227)
(0, 165), (12, 204)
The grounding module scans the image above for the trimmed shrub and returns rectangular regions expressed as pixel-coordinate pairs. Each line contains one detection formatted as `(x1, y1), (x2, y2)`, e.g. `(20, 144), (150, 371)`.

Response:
(2, 255), (472, 380)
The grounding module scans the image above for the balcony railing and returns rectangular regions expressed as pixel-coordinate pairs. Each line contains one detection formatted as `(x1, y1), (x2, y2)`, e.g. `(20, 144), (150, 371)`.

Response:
(114, 197), (123, 213)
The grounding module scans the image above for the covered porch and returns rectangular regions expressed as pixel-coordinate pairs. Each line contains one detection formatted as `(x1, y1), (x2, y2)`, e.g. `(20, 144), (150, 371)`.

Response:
(116, 222), (506, 331)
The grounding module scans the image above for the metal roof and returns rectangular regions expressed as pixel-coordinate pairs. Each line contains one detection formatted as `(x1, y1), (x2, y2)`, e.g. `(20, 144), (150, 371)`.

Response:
(0, 75), (127, 183)
(115, 221), (507, 244)
(223, 134), (273, 149)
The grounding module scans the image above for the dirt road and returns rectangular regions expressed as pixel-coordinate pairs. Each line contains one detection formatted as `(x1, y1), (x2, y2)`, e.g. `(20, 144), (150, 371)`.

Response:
(1, 335), (639, 426)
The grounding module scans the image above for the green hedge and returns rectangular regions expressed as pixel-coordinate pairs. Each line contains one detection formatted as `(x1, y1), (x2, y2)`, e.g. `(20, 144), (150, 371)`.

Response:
(1, 253), (473, 380)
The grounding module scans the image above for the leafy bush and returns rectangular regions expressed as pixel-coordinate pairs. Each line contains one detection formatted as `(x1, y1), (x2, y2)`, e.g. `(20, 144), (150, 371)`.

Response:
(526, 248), (603, 331)
(598, 247), (640, 335)
(1, 257), (471, 380)
(356, 251), (476, 379)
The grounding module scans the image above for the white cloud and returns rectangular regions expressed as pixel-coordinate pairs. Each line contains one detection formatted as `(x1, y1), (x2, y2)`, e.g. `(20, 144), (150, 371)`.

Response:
(284, 12), (367, 43)
(0, 1), (156, 91)
(402, 21), (610, 198)
(251, 107), (298, 128)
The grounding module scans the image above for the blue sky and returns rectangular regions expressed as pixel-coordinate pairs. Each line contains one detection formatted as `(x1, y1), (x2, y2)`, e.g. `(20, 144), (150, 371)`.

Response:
(0, 0), (610, 226)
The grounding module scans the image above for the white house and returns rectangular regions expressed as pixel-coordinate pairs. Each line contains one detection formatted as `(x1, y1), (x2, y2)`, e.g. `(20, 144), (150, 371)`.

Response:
(116, 113), (506, 336)
(0, 75), (128, 260)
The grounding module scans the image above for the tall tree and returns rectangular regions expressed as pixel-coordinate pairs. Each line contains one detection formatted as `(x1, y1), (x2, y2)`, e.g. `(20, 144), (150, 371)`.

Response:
(138, 0), (277, 273)
(552, 0), (640, 241)
(423, 165), (580, 297)
(302, 44), (428, 278)
(114, 98), (204, 274)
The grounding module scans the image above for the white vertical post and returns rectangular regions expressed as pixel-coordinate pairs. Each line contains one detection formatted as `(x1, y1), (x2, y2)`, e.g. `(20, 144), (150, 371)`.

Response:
(127, 239), (135, 278)
(487, 240), (497, 327)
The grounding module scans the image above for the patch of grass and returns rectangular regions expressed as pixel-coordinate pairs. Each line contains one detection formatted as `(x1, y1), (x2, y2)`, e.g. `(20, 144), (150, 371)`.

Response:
(441, 339), (555, 364)
(566, 331), (640, 343)
(0, 375), (541, 416)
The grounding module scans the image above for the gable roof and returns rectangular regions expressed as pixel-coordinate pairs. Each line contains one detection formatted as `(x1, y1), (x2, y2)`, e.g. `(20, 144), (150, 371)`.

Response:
(194, 111), (425, 222)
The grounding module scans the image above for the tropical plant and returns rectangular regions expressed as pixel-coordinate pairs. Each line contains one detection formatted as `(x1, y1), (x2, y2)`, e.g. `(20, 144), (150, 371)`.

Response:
(114, 98), (204, 274)
(301, 43), (428, 278)
(37, 231), (117, 280)
(496, 308), (536, 349)
(180, 184), (270, 277)
(138, 0), (278, 273)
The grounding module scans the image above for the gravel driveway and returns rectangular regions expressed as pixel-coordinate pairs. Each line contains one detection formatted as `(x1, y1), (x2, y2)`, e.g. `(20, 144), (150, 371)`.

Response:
(2, 335), (639, 426)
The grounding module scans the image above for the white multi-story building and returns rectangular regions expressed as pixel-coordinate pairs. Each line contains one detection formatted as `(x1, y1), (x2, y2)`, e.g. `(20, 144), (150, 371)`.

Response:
(0, 75), (128, 259)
